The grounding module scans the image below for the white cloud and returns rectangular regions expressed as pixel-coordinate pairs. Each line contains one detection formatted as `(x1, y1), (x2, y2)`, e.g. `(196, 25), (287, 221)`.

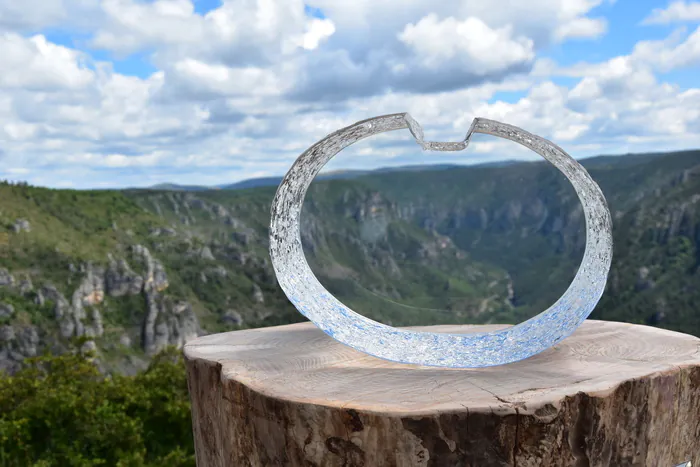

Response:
(3, 122), (38, 141)
(554, 123), (590, 141)
(168, 59), (290, 97)
(643, 1), (700, 24)
(632, 25), (700, 71)
(559, 26), (700, 75)
(101, 152), (165, 167)
(296, 18), (336, 50)
(91, 0), (204, 54)
(0, 33), (94, 90)
(399, 15), (535, 72)
(554, 17), (607, 41)
(0, 1), (64, 31)
(0, 0), (101, 32)
(92, 0), (311, 63)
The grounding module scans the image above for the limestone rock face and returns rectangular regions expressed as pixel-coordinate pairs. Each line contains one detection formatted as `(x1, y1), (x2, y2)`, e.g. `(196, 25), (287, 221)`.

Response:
(105, 256), (144, 297)
(199, 246), (215, 261)
(0, 324), (39, 374)
(40, 271), (105, 341)
(119, 334), (132, 347)
(231, 229), (256, 246)
(149, 227), (177, 237)
(41, 284), (76, 339)
(188, 245), (215, 261)
(635, 266), (655, 291)
(131, 244), (200, 355)
(12, 219), (31, 233)
(132, 244), (169, 292)
(143, 295), (200, 355)
(107, 247), (201, 355)
(73, 264), (106, 307)
(18, 276), (33, 295)
(0, 245), (201, 375)
(221, 310), (243, 326)
(0, 303), (14, 319)
(252, 283), (264, 304)
(0, 268), (14, 287)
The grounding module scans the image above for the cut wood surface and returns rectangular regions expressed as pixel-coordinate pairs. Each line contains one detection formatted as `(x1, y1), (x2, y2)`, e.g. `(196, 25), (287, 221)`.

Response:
(184, 320), (700, 467)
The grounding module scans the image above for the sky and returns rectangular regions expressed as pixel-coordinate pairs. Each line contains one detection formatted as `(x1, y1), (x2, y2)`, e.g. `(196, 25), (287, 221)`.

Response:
(0, 0), (699, 189)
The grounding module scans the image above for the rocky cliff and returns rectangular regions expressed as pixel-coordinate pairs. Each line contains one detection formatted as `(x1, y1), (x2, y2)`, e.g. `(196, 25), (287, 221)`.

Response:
(0, 241), (201, 374)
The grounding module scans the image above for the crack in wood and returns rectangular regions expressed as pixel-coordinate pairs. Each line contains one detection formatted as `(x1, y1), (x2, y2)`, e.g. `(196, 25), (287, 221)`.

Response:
(513, 407), (520, 467)
(569, 394), (592, 467)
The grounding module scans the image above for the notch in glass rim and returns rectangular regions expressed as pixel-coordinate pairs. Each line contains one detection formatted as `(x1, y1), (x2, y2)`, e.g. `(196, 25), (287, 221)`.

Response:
(269, 113), (613, 368)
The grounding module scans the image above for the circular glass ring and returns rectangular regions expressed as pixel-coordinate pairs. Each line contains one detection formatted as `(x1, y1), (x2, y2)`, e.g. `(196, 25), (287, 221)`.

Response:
(269, 113), (612, 368)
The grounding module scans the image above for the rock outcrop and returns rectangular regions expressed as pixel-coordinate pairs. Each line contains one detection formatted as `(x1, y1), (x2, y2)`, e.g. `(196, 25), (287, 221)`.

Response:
(18, 276), (33, 295)
(54, 264), (107, 340)
(132, 244), (169, 292)
(131, 244), (200, 354)
(0, 268), (14, 287)
(12, 219), (31, 233)
(231, 228), (257, 246)
(105, 255), (144, 297)
(0, 243), (201, 374)
(149, 227), (177, 237)
(221, 310), (243, 326)
(189, 245), (215, 261)
(0, 324), (39, 374)
(0, 303), (14, 319)
(252, 283), (265, 304)
(142, 292), (199, 355)
(635, 266), (655, 291)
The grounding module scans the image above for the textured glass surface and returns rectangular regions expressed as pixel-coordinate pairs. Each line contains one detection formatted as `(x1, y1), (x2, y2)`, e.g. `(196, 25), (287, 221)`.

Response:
(269, 113), (613, 368)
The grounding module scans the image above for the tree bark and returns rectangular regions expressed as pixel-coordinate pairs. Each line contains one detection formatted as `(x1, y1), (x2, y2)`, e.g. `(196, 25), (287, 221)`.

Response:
(184, 320), (700, 467)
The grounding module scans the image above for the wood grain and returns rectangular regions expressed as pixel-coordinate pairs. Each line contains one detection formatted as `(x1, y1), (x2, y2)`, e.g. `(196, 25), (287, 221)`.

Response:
(184, 320), (700, 466)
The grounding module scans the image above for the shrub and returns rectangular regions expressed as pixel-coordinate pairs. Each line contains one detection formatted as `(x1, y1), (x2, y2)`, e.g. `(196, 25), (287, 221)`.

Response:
(0, 343), (194, 467)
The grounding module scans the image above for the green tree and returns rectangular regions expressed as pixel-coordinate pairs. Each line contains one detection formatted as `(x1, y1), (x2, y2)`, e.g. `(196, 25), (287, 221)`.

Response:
(0, 343), (194, 467)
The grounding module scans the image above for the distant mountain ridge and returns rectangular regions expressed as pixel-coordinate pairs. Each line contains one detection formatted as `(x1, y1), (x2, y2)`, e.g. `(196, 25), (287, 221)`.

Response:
(149, 183), (214, 191)
(146, 149), (686, 192)
(146, 161), (525, 192)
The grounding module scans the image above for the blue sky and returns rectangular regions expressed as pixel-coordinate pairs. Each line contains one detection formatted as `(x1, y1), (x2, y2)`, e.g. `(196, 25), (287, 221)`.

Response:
(0, 0), (699, 188)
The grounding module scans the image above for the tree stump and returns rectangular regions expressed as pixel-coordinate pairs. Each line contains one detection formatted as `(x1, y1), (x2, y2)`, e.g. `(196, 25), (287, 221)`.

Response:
(184, 320), (700, 467)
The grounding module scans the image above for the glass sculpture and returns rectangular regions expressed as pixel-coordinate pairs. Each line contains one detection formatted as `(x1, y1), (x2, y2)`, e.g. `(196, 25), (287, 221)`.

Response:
(269, 113), (613, 368)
